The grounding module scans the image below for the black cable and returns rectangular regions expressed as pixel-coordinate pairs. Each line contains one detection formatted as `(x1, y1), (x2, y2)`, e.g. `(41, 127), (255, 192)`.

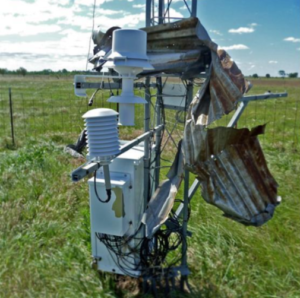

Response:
(95, 220), (187, 281)
(93, 170), (111, 203)
(96, 232), (144, 277)
(108, 78), (114, 97)
(88, 88), (100, 106)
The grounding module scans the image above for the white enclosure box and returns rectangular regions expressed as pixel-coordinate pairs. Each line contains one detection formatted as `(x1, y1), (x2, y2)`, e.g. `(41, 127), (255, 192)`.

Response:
(162, 83), (187, 109)
(88, 145), (145, 275)
(88, 172), (131, 236)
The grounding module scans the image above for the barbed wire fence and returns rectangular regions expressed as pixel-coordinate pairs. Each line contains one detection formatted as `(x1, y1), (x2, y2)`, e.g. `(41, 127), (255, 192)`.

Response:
(0, 87), (299, 152)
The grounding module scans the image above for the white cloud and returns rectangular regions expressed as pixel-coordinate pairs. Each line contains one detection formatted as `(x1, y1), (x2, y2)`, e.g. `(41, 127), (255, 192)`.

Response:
(269, 61), (278, 64)
(0, 1), (69, 36)
(228, 27), (255, 34)
(284, 37), (300, 43)
(168, 8), (184, 18)
(96, 13), (145, 30)
(0, 52), (87, 72)
(229, 22), (257, 34)
(57, 9), (143, 31)
(0, 0), (147, 71)
(0, 0), (121, 36)
(210, 30), (222, 36)
(1, 22), (62, 36)
(219, 44), (249, 51)
(74, 0), (113, 5)
(98, 9), (126, 15)
(49, 0), (70, 5)
(298, 48), (300, 51)
(0, 37), (89, 71)
(1, 30), (90, 56)
(133, 4), (146, 9)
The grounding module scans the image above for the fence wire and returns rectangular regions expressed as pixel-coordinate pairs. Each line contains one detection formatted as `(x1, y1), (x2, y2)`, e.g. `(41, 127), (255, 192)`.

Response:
(0, 86), (299, 152)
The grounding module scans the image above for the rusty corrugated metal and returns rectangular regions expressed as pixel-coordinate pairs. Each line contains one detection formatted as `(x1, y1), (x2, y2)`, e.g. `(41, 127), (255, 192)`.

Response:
(184, 124), (280, 226)
(140, 17), (211, 78)
(187, 43), (251, 127)
(143, 18), (251, 124)
(142, 141), (184, 238)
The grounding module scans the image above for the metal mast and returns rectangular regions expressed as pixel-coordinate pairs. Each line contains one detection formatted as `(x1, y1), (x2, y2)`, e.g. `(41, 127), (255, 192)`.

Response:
(146, 0), (197, 26)
(144, 0), (198, 292)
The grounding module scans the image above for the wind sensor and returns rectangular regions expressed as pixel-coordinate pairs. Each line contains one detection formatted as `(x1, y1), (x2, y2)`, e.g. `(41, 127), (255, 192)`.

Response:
(106, 29), (153, 126)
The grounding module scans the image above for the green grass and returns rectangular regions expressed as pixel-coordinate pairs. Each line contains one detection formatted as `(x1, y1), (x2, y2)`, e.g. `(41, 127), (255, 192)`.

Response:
(0, 75), (145, 148)
(0, 75), (300, 297)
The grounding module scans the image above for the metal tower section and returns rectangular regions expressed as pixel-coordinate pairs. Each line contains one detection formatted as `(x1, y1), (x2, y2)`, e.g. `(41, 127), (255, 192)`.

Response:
(146, 0), (197, 26)
(144, 0), (198, 193)
(143, 1), (198, 291)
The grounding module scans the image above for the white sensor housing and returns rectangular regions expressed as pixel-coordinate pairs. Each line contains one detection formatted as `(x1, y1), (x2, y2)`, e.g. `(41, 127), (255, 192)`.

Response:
(83, 108), (120, 160)
(105, 29), (153, 71)
(105, 29), (153, 126)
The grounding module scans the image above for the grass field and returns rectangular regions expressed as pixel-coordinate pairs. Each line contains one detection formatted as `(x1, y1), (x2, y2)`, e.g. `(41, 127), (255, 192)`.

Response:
(0, 75), (300, 297)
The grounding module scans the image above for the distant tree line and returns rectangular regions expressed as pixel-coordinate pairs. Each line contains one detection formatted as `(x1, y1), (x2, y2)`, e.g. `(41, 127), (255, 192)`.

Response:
(250, 71), (298, 79)
(0, 67), (90, 76)
(278, 70), (298, 78)
(1, 67), (299, 79)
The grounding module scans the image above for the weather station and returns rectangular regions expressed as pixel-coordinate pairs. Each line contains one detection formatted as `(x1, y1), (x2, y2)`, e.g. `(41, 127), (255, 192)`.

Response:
(70, 0), (287, 294)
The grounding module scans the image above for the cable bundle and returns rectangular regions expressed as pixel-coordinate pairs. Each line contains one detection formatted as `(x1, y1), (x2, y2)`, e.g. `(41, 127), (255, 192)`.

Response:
(95, 208), (187, 280)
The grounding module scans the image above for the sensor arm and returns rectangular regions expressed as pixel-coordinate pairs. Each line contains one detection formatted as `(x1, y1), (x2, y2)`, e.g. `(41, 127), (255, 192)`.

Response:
(71, 124), (164, 182)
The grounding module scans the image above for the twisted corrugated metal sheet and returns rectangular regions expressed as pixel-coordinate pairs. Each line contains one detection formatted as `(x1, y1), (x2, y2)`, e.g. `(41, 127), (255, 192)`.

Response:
(184, 125), (280, 226)
(142, 18), (278, 235)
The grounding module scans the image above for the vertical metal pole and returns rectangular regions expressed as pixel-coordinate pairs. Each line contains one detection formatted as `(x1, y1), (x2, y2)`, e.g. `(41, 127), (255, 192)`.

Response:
(158, 0), (164, 24)
(186, 80), (194, 106)
(152, 0), (155, 26)
(154, 77), (162, 190)
(180, 80), (193, 288)
(9, 88), (15, 147)
(144, 78), (151, 205)
(191, 0), (197, 17)
(180, 169), (189, 288)
(144, 1), (152, 279)
(146, 0), (151, 27)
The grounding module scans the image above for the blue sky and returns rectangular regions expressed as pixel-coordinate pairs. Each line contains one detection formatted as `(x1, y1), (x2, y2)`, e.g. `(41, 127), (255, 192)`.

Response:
(0, 0), (299, 76)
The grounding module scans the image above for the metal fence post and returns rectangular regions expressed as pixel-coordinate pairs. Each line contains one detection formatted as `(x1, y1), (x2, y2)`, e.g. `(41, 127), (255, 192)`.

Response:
(9, 88), (15, 147)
